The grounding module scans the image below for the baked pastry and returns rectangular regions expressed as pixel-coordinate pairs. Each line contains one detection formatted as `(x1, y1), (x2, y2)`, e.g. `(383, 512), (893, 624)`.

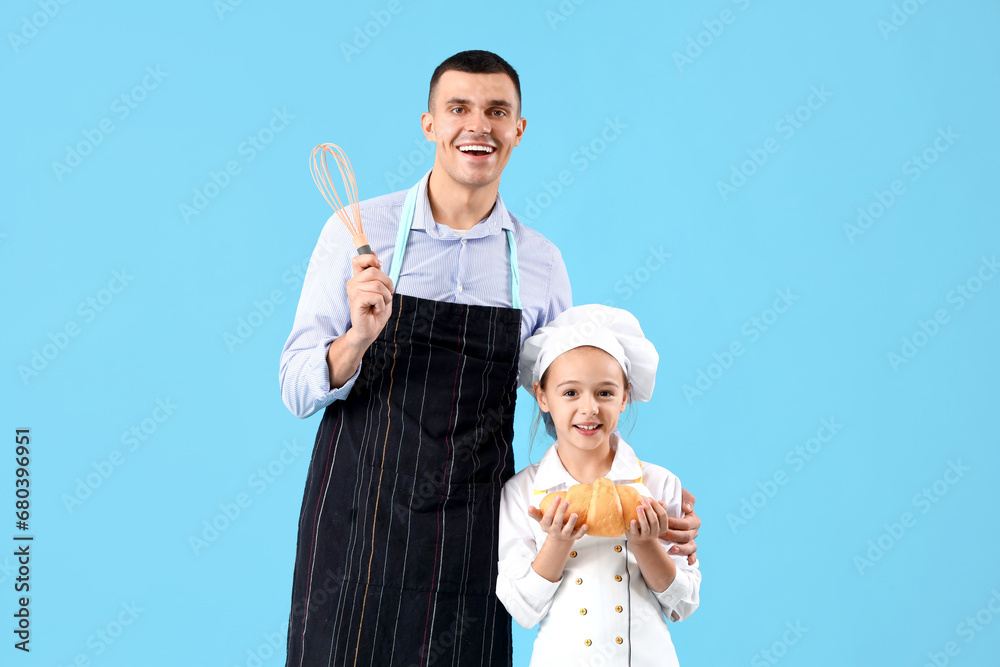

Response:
(539, 478), (648, 537)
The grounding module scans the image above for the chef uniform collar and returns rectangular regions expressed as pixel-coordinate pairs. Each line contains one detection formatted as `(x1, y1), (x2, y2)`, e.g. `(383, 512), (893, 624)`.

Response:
(412, 169), (514, 241)
(532, 434), (644, 495)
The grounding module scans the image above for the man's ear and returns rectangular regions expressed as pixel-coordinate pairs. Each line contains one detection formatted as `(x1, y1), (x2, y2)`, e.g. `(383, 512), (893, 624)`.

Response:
(512, 116), (526, 147)
(533, 381), (549, 413)
(420, 111), (435, 141)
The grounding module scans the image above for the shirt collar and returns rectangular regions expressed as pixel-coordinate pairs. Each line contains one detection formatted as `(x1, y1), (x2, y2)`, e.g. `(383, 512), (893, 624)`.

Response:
(412, 169), (513, 240)
(532, 434), (644, 494)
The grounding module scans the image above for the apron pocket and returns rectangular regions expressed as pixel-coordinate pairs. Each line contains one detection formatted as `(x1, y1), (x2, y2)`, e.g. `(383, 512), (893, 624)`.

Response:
(357, 464), (500, 597)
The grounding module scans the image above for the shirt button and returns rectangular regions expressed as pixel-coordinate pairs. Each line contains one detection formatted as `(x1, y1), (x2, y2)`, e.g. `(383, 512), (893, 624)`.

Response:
(570, 551), (577, 558)
(575, 578), (583, 585)
(614, 575), (622, 582)
(615, 605), (623, 613)
(584, 639), (592, 647)
(457, 284), (463, 293)
(579, 608), (587, 615)
(616, 637), (624, 644)
(614, 545), (622, 552)
(461, 238), (467, 244)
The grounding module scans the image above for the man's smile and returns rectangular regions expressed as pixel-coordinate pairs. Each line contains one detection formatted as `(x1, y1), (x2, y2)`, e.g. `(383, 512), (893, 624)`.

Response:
(458, 143), (496, 158)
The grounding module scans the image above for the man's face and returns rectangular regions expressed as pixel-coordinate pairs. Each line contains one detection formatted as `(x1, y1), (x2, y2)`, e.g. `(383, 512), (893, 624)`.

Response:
(421, 70), (526, 191)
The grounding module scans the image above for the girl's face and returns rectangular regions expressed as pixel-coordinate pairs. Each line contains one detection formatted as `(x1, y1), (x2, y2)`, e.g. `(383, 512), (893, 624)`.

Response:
(534, 346), (630, 458)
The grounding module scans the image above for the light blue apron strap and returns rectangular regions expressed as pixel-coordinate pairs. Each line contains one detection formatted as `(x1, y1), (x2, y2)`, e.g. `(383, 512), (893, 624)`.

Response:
(387, 182), (421, 286)
(505, 228), (521, 310)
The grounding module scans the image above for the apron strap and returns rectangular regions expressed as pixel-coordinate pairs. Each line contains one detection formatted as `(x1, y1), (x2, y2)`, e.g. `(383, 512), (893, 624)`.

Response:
(386, 181), (522, 310)
(387, 183), (420, 287)
(505, 228), (521, 310)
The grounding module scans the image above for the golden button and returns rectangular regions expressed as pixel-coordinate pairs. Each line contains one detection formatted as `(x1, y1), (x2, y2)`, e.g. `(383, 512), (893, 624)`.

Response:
(570, 551), (577, 558)
(615, 605), (623, 613)
(614, 545), (622, 552)
(616, 637), (623, 644)
(584, 639), (592, 647)
(575, 578), (583, 585)
(614, 575), (622, 582)
(579, 608), (587, 615)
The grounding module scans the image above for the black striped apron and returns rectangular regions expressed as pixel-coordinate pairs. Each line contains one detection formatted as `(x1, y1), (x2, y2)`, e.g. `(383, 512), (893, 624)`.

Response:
(286, 183), (520, 666)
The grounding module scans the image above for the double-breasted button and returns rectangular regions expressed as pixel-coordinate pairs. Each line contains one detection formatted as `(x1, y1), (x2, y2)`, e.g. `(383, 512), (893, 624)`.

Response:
(575, 578), (583, 585)
(615, 605), (623, 613)
(584, 639), (592, 647)
(579, 608), (587, 615)
(614, 545), (622, 552)
(614, 575), (622, 582)
(616, 637), (624, 644)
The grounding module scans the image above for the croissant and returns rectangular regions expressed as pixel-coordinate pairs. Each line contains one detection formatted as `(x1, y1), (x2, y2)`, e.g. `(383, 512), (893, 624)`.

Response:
(539, 478), (649, 537)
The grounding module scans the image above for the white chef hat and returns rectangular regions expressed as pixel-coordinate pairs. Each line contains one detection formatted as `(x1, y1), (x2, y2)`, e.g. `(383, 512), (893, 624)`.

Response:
(519, 304), (659, 403)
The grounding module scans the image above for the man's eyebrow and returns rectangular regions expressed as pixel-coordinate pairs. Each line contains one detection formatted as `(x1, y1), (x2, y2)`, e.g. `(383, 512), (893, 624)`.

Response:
(443, 97), (513, 109)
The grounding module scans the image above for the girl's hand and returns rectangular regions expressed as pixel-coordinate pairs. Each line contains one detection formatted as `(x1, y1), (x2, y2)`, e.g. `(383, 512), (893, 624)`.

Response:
(527, 497), (587, 543)
(628, 498), (670, 545)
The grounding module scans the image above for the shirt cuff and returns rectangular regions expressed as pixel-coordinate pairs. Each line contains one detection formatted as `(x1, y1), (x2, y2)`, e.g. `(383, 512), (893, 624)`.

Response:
(520, 564), (563, 604)
(654, 570), (694, 621)
(308, 339), (362, 406)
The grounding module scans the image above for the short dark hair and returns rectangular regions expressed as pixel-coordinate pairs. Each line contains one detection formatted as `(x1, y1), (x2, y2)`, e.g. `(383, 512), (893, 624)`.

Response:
(428, 50), (521, 114)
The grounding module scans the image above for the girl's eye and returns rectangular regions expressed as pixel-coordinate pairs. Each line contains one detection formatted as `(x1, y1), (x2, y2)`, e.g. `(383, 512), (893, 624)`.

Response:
(563, 390), (577, 397)
(599, 391), (613, 397)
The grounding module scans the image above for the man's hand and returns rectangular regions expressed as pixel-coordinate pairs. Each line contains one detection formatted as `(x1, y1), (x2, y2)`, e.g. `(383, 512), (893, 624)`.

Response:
(345, 253), (394, 342)
(325, 253), (395, 389)
(659, 488), (699, 565)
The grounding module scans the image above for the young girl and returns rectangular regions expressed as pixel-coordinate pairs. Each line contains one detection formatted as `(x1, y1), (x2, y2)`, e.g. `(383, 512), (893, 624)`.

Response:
(497, 305), (700, 666)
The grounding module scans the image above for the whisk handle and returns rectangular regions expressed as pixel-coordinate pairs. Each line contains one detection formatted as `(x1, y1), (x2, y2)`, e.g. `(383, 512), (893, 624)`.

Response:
(352, 233), (373, 256)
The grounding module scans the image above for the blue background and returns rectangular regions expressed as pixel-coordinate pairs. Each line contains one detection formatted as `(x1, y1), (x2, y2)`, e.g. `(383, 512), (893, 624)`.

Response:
(3, 0), (999, 665)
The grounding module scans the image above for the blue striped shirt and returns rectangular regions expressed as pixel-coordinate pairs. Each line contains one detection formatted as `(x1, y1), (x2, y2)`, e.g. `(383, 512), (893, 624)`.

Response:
(279, 170), (572, 419)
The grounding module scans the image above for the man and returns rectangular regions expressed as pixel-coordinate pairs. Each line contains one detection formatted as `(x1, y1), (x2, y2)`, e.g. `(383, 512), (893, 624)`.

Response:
(279, 50), (699, 666)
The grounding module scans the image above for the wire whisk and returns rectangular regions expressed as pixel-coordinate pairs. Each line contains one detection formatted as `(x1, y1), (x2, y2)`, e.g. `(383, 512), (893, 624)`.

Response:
(309, 143), (372, 255)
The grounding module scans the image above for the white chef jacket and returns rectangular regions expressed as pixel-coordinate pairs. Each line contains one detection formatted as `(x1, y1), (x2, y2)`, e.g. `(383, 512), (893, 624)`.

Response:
(497, 436), (700, 667)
